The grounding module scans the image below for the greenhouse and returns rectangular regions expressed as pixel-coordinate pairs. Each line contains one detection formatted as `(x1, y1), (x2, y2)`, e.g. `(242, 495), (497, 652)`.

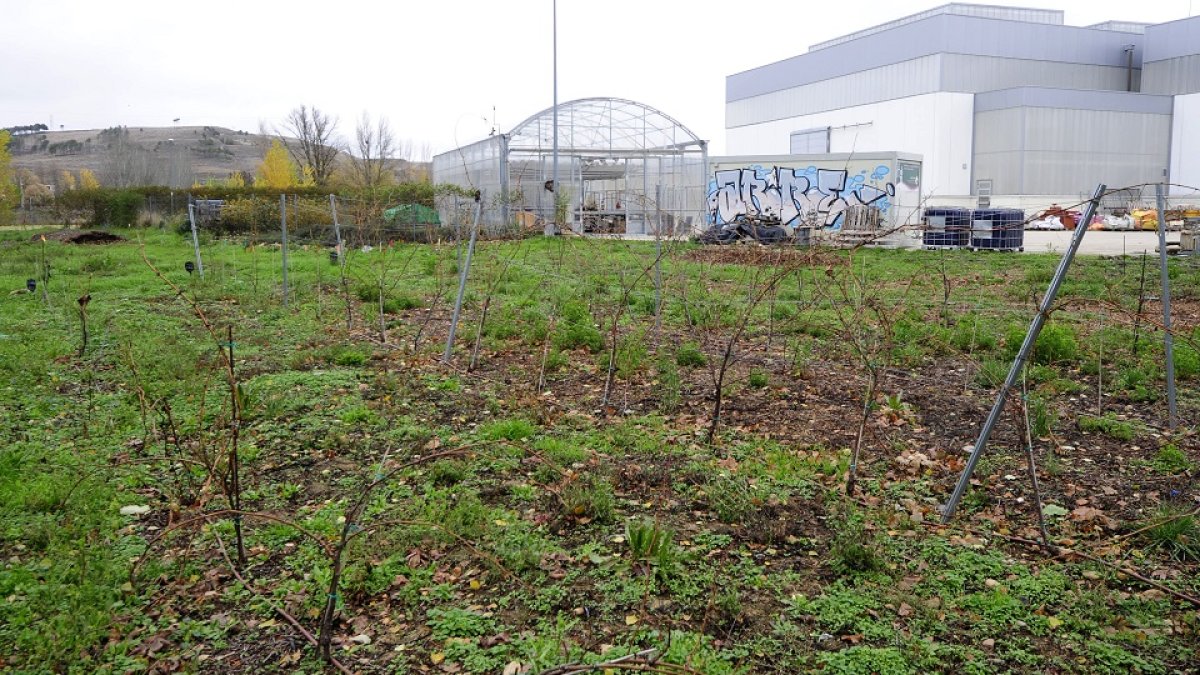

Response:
(432, 97), (708, 235)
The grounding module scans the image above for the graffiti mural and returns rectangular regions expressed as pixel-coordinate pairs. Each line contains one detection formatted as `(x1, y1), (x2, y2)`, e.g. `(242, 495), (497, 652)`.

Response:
(706, 164), (896, 229)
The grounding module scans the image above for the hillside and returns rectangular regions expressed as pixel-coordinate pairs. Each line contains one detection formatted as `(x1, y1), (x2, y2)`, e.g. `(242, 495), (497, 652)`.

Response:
(7, 125), (429, 189)
(8, 125), (270, 187)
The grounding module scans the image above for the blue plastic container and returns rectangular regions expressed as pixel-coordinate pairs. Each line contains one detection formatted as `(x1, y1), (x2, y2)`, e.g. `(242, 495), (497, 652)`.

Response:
(970, 208), (1024, 251)
(922, 207), (971, 248)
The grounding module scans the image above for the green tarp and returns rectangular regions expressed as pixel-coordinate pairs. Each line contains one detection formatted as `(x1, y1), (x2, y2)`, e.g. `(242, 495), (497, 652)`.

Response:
(383, 203), (440, 225)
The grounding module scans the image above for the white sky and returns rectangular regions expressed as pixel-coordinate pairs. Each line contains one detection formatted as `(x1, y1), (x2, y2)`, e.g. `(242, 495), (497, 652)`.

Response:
(1, 0), (1194, 156)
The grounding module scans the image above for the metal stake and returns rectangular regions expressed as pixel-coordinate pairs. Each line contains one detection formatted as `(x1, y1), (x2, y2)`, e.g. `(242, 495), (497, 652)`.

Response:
(942, 183), (1106, 522)
(654, 183), (663, 330)
(443, 192), (483, 363)
(187, 202), (204, 278)
(330, 193), (343, 260)
(280, 194), (290, 308)
(1154, 184), (1178, 429)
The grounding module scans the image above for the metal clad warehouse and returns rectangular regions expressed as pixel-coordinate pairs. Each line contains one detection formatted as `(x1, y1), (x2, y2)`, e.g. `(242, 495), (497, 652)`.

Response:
(726, 3), (1200, 200)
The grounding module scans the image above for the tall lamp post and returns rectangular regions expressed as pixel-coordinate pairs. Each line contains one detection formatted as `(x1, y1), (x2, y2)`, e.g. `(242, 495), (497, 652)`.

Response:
(547, 0), (559, 236)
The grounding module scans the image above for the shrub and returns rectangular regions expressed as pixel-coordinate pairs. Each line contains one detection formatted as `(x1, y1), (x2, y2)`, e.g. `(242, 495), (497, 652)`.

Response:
(217, 196), (329, 236)
(705, 475), (754, 524)
(748, 368), (769, 389)
(1174, 343), (1199, 380)
(331, 347), (367, 366)
(829, 512), (884, 577)
(428, 460), (468, 486)
(1007, 323), (1077, 365)
(478, 418), (536, 441)
(656, 356), (681, 414)
(560, 476), (615, 522)
(1028, 394), (1055, 437)
(1151, 444), (1194, 474)
(554, 320), (602, 353)
(1077, 414), (1134, 441)
(625, 518), (675, 566)
(974, 359), (1008, 388)
(1137, 507), (1199, 562)
(87, 189), (142, 227)
(597, 331), (648, 379)
(951, 315), (997, 352)
(675, 341), (707, 367)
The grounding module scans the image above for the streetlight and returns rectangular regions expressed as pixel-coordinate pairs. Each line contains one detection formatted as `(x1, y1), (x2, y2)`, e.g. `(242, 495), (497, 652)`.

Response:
(548, 0), (559, 236)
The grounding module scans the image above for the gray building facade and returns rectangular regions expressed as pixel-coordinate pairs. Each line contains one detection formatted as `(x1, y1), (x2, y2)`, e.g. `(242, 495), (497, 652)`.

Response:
(727, 4), (1200, 198)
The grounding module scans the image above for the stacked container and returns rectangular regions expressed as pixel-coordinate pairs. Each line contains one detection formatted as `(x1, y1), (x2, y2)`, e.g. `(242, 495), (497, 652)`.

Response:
(922, 207), (971, 249)
(970, 208), (1025, 251)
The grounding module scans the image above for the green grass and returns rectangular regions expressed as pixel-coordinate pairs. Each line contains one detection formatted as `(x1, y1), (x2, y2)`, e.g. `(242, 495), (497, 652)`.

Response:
(1, 225), (1197, 673)
(1078, 413), (1136, 441)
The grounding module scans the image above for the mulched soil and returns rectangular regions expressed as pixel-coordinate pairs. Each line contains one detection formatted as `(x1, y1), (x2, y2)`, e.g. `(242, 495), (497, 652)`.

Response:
(36, 228), (127, 244)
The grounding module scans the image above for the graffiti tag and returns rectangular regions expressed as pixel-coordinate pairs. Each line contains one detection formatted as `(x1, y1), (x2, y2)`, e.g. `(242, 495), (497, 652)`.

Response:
(707, 165), (896, 228)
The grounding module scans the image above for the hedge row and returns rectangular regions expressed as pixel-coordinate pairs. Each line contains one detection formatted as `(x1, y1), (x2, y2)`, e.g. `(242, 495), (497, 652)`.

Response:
(50, 183), (462, 228)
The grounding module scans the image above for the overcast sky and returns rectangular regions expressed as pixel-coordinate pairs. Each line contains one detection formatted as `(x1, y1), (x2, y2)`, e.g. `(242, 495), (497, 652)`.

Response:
(1, 0), (1194, 156)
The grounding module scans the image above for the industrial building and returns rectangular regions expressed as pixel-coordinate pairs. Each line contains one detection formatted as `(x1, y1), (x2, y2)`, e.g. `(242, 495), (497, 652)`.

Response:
(725, 3), (1200, 206)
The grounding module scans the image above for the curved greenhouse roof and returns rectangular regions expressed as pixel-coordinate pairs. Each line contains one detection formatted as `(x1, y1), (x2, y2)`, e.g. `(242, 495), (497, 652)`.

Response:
(507, 97), (703, 153)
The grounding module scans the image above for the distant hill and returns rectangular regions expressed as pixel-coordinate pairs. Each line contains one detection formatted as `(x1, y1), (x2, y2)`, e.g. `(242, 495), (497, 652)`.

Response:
(7, 125), (428, 189)
(9, 126), (271, 187)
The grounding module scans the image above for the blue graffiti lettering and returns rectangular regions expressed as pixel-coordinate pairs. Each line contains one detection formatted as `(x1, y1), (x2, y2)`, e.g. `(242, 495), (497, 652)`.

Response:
(708, 165), (896, 228)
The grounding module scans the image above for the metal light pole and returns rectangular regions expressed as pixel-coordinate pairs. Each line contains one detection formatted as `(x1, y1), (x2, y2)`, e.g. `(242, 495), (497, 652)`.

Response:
(548, 0), (559, 236)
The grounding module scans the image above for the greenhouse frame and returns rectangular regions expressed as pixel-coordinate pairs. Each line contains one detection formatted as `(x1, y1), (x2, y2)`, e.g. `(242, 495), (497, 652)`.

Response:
(432, 97), (708, 235)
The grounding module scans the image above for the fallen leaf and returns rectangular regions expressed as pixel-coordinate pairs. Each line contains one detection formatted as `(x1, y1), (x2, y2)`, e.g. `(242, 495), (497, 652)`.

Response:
(1042, 504), (1068, 518)
(430, 652), (445, 665)
(624, 615), (639, 625)
(1046, 616), (1063, 629)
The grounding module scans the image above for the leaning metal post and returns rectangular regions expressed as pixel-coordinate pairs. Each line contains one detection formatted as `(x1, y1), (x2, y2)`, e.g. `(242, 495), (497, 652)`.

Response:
(1154, 183), (1178, 429)
(941, 183), (1106, 523)
(443, 191), (484, 363)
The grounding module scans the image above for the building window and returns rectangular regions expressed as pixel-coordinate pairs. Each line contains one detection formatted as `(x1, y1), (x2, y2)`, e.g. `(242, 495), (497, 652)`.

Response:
(790, 127), (830, 154)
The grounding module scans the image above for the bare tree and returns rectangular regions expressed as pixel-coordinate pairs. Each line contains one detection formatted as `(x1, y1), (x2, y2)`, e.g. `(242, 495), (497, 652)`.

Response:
(279, 105), (340, 186)
(100, 128), (163, 187)
(348, 112), (395, 190)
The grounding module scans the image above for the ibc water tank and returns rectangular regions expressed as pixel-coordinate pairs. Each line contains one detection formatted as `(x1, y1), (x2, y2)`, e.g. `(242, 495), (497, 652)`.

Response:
(922, 207), (970, 248)
(970, 209), (1024, 251)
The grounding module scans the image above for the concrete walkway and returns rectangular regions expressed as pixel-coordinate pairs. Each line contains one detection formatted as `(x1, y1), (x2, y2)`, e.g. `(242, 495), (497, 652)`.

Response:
(1020, 230), (1174, 256)
(610, 229), (1180, 256)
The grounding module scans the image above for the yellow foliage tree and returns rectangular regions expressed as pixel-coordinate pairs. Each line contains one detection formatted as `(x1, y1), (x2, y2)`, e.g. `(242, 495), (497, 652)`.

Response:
(256, 139), (300, 188)
(0, 131), (17, 221)
(79, 169), (100, 190)
(58, 170), (77, 192)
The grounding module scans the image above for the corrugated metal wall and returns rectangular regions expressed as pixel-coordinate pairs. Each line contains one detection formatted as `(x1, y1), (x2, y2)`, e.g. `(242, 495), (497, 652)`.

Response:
(973, 108), (1170, 194)
(1142, 54), (1200, 95)
(728, 55), (1137, 128)
(726, 56), (942, 128)
(941, 55), (1137, 94)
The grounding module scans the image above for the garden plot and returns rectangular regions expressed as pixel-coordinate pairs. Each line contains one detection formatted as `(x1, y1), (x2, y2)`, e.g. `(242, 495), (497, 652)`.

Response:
(0, 229), (1197, 673)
